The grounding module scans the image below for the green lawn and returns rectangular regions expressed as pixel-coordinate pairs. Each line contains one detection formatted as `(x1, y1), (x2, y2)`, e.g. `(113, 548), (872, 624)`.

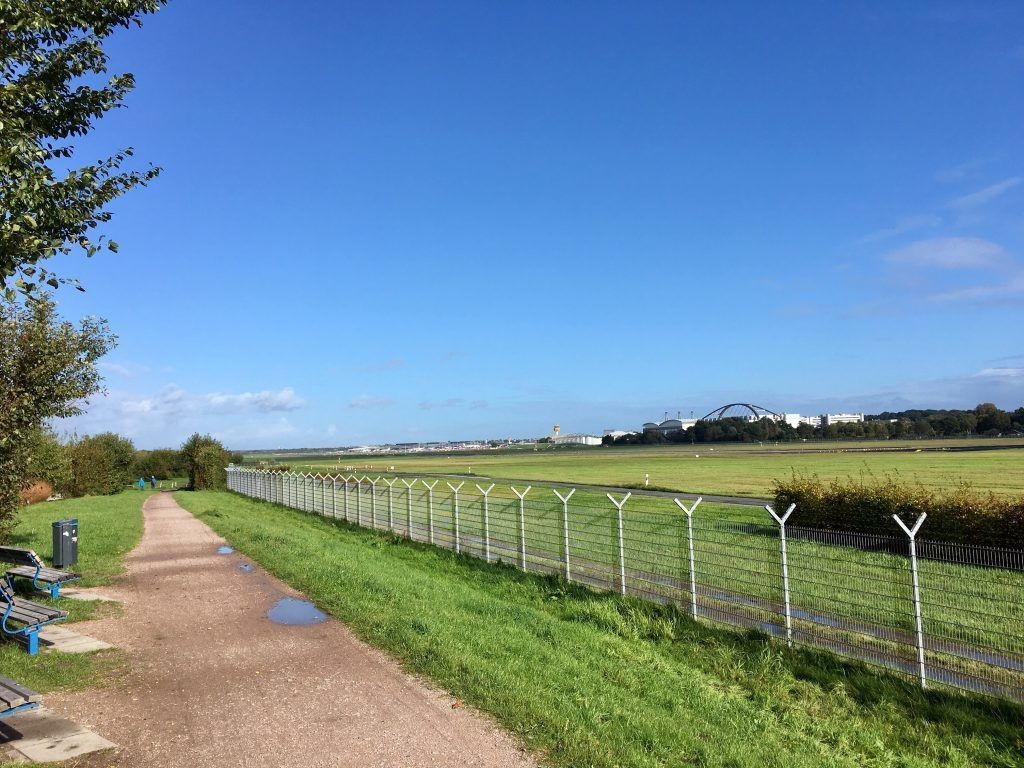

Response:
(178, 489), (1024, 768)
(265, 439), (1024, 498)
(0, 491), (145, 694)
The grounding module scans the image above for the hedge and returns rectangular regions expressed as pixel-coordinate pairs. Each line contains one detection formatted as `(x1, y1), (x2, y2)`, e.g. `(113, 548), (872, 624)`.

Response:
(772, 473), (1024, 550)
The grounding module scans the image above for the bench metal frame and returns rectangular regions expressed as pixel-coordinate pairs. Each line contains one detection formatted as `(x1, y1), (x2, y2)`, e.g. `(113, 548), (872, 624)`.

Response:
(0, 546), (80, 599)
(0, 580), (67, 655)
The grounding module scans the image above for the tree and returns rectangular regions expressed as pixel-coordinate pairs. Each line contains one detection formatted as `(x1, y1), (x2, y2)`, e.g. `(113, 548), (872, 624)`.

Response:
(0, 296), (115, 533)
(23, 423), (71, 492)
(180, 433), (230, 490)
(1, 0), (165, 299)
(68, 431), (134, 496)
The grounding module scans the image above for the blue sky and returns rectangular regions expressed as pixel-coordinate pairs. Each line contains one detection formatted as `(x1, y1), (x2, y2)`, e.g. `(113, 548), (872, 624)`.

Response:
(47, 1), (1024, 448)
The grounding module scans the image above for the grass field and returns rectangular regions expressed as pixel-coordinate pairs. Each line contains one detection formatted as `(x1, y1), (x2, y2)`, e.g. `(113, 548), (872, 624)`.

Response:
(179, 489), (1024, 768)
(253, 439), (1024, 498)
(0, 491), (146, 695)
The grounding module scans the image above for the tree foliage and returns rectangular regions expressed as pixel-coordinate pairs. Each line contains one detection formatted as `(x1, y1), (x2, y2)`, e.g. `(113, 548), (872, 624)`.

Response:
(68, 430), (134, 495)
(0, 0), (165, 299)
(23, 423), (71, 491)
(0, 295), (115, 533)
(180, 433), (230, 490)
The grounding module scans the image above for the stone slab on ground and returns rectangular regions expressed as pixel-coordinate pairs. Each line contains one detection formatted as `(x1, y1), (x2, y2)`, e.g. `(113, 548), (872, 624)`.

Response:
(0, 706), (116, 763)
(61, 588), (119, 603)
(39, 625), (113, 653)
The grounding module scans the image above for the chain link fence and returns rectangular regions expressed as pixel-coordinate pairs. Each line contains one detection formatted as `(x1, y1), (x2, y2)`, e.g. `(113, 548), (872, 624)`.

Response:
(226, 467), (1023, 702)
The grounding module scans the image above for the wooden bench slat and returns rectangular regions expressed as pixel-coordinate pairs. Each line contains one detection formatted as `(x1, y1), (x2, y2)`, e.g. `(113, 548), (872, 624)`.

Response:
(0, 547), (41, 568)
(0, 677), (41, 703)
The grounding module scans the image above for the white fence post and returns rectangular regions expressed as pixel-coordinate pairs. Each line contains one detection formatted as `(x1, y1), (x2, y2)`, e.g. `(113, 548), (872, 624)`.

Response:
(607, 493), (631, 596)
(446, 482), (464, 553)
(894, 512), (929, 689)
(331, 474), (338, 518)
(368, 476), (380, 530)
(476, 484), (494, 561)
(401, 479), (416, 538)
(673, 497), (703, 620)
(553, 488), (576, 581)
(421, 480), (438, 544)
(765, 503), (796, 647)
(384, 478), (396, 531)
(356, 476), (367, 526)
(511, 486), (531, 571)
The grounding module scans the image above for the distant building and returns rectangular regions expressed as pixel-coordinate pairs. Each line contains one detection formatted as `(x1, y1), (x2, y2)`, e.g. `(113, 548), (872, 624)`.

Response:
(642, 418), (698, 435)
(821, 412), (864, 426)
(550, 433), (603, 446)
(603, 429), (634, 439)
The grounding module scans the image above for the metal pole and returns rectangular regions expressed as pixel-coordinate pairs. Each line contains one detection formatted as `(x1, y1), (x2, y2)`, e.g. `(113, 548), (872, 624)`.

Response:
(367, 477), (380, 529)
(357, 476), (366, 526)
(765, 503), (796, 647)
(421, 480), (438, 544)
(894, 513), (929, 689)
(607, 493), (631, 595)
(384, 479), (396, 531)
(511, 486), (531, 571)
(476, 484), (494, 561)
(674, 498), (702, 620)
(447, 482), (464, 553)
(553, 488), (576, 581)
(401, 479), (416, 538)
(331, 475), (337, 518)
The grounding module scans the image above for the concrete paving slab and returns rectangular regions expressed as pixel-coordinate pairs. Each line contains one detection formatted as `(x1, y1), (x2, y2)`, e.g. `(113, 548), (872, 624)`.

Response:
(0, 707), (116, 763)
(39, 625), (113, 653)
(61, 588), (119, 602)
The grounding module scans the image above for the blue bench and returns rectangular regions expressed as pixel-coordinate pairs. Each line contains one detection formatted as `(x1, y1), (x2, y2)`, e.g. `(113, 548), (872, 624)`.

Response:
(0, 546), (80, 599)
(0, 677), (41, 719)
(0, 579), (67, 655)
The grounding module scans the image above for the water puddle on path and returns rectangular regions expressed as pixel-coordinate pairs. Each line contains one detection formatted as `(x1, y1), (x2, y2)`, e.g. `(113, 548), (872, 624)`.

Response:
(267, 598), (327, 626)
(238, 563), (254, 573)
(216, 546), (235, 555)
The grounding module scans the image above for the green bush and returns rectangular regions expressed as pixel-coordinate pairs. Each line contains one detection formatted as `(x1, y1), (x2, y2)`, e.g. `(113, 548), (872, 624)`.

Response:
(773, 473), (1024, 548)
(68, 432), (136, 496)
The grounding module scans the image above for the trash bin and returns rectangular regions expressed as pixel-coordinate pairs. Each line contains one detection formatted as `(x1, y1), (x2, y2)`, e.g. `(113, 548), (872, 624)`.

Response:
(51, 518), (78, 568)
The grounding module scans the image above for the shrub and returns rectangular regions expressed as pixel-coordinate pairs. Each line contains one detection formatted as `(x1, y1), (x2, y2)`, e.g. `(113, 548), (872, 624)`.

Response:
(68, 432), (136, 496)
(773, 473), (1024, 549)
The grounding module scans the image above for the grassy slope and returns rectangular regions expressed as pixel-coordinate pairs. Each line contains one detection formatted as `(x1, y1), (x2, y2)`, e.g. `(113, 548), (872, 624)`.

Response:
(283, 442), (1024, 498)
(0, 491), (145, 694)
(178, 490), (1024, 768)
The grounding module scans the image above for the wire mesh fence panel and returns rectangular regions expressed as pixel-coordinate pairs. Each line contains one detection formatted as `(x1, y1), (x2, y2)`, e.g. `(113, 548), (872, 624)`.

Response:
(225, 468), (1024, 703)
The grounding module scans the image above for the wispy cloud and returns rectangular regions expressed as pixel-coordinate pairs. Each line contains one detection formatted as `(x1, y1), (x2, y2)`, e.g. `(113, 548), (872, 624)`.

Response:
(860, 214), (942, 244)
(973, 367), (1024, 379)
(419, 398), (464, 410)
(347, 394), (396, 409)
(884, 237), (1010, 269)
(934, 158), (991, 184)
(100, 361), (150, 380)
(928, 272), (1024, 304)
(947, 177), (1021, 210)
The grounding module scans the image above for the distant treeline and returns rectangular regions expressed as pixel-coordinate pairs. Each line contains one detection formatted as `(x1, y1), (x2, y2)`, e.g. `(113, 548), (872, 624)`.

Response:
(21, 428), (243, 503)
(603, 403), (1024, 446)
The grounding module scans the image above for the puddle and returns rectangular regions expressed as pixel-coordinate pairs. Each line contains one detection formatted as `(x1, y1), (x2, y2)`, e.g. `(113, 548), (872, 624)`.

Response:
(238, 563), (254, 573)
(216, 546), (235, 555)
(267, 598), (327, 626)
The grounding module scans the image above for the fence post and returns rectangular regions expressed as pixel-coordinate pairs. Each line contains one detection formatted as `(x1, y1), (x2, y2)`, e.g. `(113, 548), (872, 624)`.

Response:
(401, 479), (416, 538)
(384, 478), (396, 531)
(446, 482), (464, 553)
(673, 497), (703, 620)
(511, 486), (531, 571)
(607, 493), (631, 595)
(331, 475), (337, 518)
(422, 480), (438, 544)
(476, 484), (494, 561)
(368, 477), (380, 530)
(893, 512), (929, 689)
(553, 488), (576, 581)
(765, 503), (796, 647)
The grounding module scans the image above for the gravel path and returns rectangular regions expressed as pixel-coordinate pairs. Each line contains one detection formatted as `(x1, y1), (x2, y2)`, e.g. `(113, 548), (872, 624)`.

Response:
(49, 493), (536, 767)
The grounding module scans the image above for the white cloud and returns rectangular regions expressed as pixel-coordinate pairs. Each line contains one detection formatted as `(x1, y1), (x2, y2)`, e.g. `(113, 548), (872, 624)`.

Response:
(947, 177), (1022, 210)
(974, 367), (1024, 379)
(347, 394), (396, 409)
(205, 387), (306, 412)
(860, 214), (942, 244)
(419, 398), (464, 410)
(884, 237), (1010, 269)
(100, 361), (149, 380)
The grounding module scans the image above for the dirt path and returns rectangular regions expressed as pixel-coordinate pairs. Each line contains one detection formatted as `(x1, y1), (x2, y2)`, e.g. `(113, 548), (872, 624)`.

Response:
(49, 493), (536, 767)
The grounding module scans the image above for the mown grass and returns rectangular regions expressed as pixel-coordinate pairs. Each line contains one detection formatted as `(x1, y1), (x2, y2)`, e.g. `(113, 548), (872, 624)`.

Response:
(178, 489), (1024, 768)
(0, 491), (144, 695)
(277, 439), (1024, 498)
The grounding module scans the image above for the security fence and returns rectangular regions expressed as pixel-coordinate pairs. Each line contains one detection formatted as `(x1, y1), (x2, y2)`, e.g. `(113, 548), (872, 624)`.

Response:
(226, 467), (1024, 702)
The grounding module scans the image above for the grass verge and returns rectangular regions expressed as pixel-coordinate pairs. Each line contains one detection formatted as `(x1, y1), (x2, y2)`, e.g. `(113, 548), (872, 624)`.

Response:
(0, 491), (144, 694)
(178, 489), (1024, 768)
